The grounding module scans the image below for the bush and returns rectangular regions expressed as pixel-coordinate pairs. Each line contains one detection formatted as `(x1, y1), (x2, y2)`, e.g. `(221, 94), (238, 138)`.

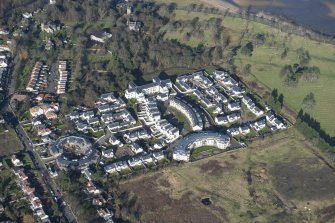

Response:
(241, 42), (253, 56)
(302, 92), (316, 109)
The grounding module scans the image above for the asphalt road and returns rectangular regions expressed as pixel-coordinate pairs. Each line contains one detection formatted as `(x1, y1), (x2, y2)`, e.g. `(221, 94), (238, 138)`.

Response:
(1, 70), (77, 223)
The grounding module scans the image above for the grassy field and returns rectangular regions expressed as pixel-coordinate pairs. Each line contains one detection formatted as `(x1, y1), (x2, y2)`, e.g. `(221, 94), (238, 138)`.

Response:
(167, 107), (192, 133)
(115, 128), (335, 222)
(234, 30), (335, 136)
(0, 124), (23, 156)
(151, 0), (335, 135)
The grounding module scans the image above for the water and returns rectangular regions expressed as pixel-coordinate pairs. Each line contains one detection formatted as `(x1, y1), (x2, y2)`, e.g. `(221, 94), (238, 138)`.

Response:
(223, 0), (335, 34)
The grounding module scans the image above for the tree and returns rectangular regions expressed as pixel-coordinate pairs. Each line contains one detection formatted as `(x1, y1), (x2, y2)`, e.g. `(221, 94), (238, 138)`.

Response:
(168, 3), (177, 13)
(241, 42), (253, 56)
(281, 47), (288, 59)
(283, 74), (298, 88)
(255, 33), (266, 45)
(271, 89), (278, 102)
(301, 66), (320, 82)
(278, 94), (284, 108)
(302, 92), (316, 109)
(242, 64), (252, 75)
(280, 65), (294, 77)
(297, 48), (311, 66)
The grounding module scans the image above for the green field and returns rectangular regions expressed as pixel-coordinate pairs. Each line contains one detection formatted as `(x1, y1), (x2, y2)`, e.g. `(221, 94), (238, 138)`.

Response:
(235, 30), (335, 136)
(115, 128), (335, 222)
(0, 124), (23, 156)
(153, 1), (335, 135)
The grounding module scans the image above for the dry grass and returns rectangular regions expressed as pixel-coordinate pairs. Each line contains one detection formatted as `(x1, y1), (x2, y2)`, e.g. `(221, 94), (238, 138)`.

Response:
(116, 128), (335, 222)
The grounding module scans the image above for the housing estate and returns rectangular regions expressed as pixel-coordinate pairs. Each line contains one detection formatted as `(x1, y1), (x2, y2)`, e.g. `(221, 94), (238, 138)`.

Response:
(57, 60), (70, 94)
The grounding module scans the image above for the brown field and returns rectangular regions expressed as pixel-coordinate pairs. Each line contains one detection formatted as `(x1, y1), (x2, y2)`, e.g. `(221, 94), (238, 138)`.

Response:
(114, 128), (335, 223)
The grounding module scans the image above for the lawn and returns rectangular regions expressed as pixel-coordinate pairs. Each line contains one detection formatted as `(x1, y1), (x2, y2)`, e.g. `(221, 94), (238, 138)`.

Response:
(190, 146), (222, 160)
(235, 32), (335, 135)
(0, 124), (23, 156)
(154, 2), (335, 135)
(167, 107), (192, 133)
(115, 128), (335, 222)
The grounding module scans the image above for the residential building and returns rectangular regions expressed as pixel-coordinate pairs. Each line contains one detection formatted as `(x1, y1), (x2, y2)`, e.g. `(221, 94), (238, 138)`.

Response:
(215, 115), (229, 125)
(125, 77), (172, 99)
(128, 21), (141, 31)
(173, 132), (230, 162)
(239, 125), (251, 135)
(130, 143), (144, 154)
(102, 148), (114, 159)
(11, 155), (23, 166)
(242, 96), (264, 117)
(57, 60), (70, 94)
(152, 151), (165, 161)
(228, 100), (241, 111)
(227, 112), (241, 123)
(40, 22), (60, 33)
(90, 30), (112, 43)
(250, 118), (266, 131)
(87, 181), (100, 195)
(127, 157), (142, 167)
(97, 208), (113, 221)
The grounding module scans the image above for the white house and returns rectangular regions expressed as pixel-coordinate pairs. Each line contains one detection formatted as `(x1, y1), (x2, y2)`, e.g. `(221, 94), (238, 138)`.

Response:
(141, 153), (154, 164)
(152, 151), (165, 161)
(87, 181), (100, 195)
(125, 78), (171, 100)
(130, 143), (144, 154)
(215, 115), (229, 125)
(81, 111), (95, 120)
(90, 31), (112, 43)
(102, 148), (114, 159)
(239, 125), (251, 135)
(228, 100), (241, 111)
(100, 92), (116, 103)
(11, 155), (23, 166)
(128, 21), (141, 31)
(97, 208), (113, 221)
(250, 119), (266, 131)
(227, 112), (241, 123)
(227, 127), (240, 136)
(127, 157), (143, 167)
(109, 135), (122, 146)
(172, 150), (190, 162)
(115, 161), (130, 172)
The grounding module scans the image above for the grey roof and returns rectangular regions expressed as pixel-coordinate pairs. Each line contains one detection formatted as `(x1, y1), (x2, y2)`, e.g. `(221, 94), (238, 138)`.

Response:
(174, 132), (230, 154)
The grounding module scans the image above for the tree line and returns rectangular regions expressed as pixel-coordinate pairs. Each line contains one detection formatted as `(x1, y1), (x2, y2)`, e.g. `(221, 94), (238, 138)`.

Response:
(297, 109), (335, 147)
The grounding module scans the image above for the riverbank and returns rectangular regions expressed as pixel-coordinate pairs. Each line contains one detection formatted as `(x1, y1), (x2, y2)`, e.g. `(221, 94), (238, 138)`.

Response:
(153, 0), (335, 44)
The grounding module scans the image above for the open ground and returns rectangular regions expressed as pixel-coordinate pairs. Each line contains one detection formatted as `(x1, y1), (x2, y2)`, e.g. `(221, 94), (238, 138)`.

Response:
(114, 128), (335, 222)
(0, 124), (23, 156)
